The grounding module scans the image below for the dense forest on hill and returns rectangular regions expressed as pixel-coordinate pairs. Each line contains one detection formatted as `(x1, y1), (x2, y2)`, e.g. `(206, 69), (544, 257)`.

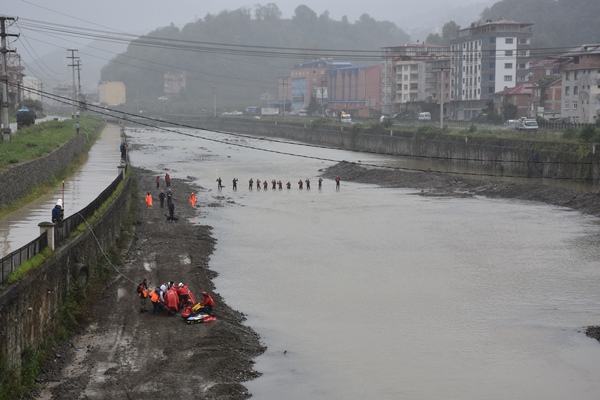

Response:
(480, 0), (600, 50)
(100, 4), (409, 111)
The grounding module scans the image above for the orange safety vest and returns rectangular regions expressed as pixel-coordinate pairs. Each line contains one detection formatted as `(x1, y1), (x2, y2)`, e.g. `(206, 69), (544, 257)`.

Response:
(149, 289), (160, 303)
(190, 194), (196, 207)
(145, 194), (153, 207)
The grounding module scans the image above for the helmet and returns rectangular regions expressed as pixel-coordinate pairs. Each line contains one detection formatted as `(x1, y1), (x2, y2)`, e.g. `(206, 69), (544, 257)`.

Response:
(178, 282), (184, 287)
(202, 291), (207, 296)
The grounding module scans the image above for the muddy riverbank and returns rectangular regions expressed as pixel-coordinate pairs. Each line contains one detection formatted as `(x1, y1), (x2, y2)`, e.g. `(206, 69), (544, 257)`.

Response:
(30, 168), (264, 399)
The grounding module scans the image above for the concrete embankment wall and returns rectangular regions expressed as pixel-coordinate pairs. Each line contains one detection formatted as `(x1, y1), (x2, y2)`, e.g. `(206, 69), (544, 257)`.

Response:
(0, 127), (131, 372)
(0, 173), (131, 371)
(0, 133), (89, 206)
(172, 118), (599, 181)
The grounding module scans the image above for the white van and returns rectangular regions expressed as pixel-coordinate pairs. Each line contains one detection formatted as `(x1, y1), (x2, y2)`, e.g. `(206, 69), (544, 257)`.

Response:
(341, 113), (352, 124)
(504, 119), (517, 130)
(418, 112), (431, 121)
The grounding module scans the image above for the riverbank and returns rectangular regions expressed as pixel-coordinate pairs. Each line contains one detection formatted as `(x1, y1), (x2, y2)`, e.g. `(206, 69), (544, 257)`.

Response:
(30, 167), (264, 399)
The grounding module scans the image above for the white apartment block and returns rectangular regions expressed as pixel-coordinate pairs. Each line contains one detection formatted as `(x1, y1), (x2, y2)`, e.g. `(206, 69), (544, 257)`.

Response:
(450, 19), (533, 120)
(560, 44), (600, 124)
(381, 44), (451, 115)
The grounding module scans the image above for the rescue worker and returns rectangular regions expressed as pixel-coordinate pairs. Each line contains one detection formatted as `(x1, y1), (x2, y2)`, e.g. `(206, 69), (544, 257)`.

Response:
(156, 175), (160, 189)
(149, 287), (162, 314)
(233, 178), (238, 191)
(159, 190), (166, 208)
(248, 178), (253, 190)
(278, 180), (283, 189)
(335, 175), (341, 189)
(189, 192), (197, 208)
(256, 179), (261, 190)
(298, 179), (303, 189)
(272, 179), (276, 189)
(145, 192), (153, 208)
(165, 286), (180, 315)
(305, 178), (310, 189)
(176, 282), (196, 308)
(318, 177), (323, 189)
(165, 172), (171, 187)
(137, 278), (149, 313)
(166, 189), (173, 206)
(200, 291), (215, 315)
(286, 181), (291, 189)
(52, 199), (64, 223)
(216, 177), (223, 190)
(263, 180), (268, 190)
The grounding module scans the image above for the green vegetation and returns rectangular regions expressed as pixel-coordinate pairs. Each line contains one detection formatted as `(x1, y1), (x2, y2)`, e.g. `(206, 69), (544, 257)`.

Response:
(0, 116), (104, 171)
(480, 0), (600, 49)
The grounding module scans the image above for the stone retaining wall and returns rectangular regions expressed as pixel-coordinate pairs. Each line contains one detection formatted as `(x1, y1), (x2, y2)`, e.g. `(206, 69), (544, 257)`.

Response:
(0, 133), (89, 206)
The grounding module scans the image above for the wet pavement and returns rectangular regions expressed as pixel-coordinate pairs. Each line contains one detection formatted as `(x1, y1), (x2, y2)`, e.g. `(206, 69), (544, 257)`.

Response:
(0, 123), (123, 257)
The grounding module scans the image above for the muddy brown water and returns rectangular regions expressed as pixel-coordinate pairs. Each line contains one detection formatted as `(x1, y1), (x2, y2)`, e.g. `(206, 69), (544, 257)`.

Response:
(123, 127), (600, 400)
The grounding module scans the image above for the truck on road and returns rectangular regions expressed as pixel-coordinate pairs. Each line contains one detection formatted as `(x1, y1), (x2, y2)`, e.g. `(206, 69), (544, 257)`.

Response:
(16, 108), (37, 129)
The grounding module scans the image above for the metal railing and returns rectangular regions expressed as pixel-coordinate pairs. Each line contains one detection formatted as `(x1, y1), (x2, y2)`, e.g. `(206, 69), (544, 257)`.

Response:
(0, 233), (48, 284)
(0, 163), (127, 285)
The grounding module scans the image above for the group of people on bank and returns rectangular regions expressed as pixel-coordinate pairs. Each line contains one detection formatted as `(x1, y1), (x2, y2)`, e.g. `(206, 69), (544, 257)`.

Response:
(145, 172), (180, 219)
(137, 279), (215, 316)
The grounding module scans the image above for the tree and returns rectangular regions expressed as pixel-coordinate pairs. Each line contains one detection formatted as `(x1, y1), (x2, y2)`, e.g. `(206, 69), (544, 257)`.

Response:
(306, 95), (320, 115)
(254, 3), (281, 21)
(502, 103), (517, 120)
(425, 33), (444, 45)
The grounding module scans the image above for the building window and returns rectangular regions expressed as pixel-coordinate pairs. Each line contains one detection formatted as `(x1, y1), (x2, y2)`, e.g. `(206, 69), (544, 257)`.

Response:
(504, 75), (513, 82)
(564, 100), (569, 109)
(574, 71), (579, 79)
(519, 63), (526, 69)
(490, 37), (496, 44)
(505, 63), (513, 69)
(573, 101), (578, 109)
(565, 72), (570, 80)
(505, 50), (513, 56)
(573, 86), (578, 95)
(565, 86), (570, 95)
(505, 38), (514, 44)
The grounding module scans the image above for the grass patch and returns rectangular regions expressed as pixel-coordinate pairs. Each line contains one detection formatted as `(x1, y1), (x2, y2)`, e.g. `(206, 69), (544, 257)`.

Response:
(0, 116), (104, 171)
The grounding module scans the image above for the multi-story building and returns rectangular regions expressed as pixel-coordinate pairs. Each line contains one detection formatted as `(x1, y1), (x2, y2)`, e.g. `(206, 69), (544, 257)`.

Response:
(493, 84), (533, 119)
(381, 44), (451, 116)
(22, 76), (43, 103)
(163, 72), (186, 99)
(450, 19), (533, 120)
(98, 81), (126, 106)
(288, 60), (351, 113)
(530, 58), (568, 119)
(559, 44), (600, 124)
(327, 64), (382, 116)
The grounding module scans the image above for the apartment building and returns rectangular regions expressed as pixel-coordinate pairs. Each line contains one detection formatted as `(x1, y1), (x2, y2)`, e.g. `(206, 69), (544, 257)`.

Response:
(381, 44), (451, 116)
(450, 19), (533, 120)
(559, 44), (600, 124)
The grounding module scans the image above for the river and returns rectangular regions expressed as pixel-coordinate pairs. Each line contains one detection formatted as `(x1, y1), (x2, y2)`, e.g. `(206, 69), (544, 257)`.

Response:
(126, 126), (600, 400)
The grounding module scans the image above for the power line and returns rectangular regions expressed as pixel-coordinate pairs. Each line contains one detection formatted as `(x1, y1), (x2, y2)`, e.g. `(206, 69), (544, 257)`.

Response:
(13, 82), (598, 182)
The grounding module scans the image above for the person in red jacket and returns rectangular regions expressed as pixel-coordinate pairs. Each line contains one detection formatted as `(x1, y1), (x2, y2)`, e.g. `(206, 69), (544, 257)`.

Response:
(200, 291), (215, 315)
(165, 287), (179, 315)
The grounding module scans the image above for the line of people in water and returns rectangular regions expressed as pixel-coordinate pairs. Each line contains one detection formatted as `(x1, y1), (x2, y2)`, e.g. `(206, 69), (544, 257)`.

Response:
(219, 175), (341, 191)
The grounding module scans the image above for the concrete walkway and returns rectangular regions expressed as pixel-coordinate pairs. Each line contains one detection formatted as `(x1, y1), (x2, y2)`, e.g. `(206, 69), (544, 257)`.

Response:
(0, 123), (123, 257)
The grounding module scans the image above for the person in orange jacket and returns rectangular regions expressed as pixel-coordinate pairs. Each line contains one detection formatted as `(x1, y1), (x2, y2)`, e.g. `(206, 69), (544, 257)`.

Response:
(189, 192), (197, 208)
(200, 291), (215, 315)
(149, 287), (162, 315)
(145, 192), (153, 208)
(137, 278), (149, 313)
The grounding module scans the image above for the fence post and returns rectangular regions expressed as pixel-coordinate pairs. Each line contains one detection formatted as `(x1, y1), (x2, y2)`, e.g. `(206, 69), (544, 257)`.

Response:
(38, 222), (55, 250)
(118, 165), (126, 179)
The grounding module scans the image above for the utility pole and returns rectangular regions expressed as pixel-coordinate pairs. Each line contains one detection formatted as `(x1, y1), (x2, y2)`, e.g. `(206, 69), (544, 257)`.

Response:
(434, 66), (450, 129)
(1, 16), (18, 142)
(212, 86), (216, 117)
(320, 78), (327, 116)
(67, 49), (79, 118)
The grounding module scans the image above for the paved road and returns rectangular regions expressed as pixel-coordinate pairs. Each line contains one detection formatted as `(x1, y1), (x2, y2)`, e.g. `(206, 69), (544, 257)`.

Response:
(0, 123), (123, 257)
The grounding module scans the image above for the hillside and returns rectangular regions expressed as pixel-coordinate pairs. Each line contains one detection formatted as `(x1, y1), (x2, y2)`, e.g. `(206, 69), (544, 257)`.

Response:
(100, 5), (410, 110)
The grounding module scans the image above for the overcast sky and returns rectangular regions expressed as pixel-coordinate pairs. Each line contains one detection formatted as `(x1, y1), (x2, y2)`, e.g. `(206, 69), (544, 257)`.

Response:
(2, 0), (491, 87)
(4, 0), (489, 37)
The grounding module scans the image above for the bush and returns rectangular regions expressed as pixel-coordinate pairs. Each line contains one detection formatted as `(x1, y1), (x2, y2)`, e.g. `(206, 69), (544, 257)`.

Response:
(578, 125), (598, 143)
(562, 127), (578, 140)
(468, 123), (477, 133)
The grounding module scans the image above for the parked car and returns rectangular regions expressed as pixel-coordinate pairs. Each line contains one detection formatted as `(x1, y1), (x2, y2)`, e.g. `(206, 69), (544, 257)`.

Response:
(504, 119), (517, 130)
(418, 112), (431, 121)
(516, 117), (538, 132)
